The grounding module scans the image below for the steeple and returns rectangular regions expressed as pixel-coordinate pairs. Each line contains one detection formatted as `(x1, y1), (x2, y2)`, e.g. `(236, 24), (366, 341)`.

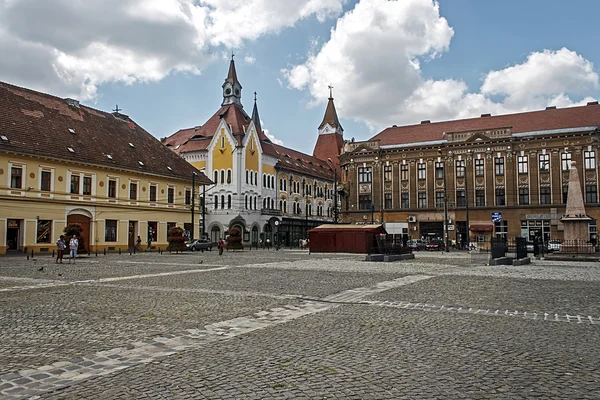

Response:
(251, 91), (262, 133)
(222, 53), (243, 107)
(318, 85), (343, 136)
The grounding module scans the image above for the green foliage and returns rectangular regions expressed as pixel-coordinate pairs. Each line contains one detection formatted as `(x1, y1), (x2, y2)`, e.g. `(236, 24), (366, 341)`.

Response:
(63, 223), (85, 250)
(167, 226), (187, 252)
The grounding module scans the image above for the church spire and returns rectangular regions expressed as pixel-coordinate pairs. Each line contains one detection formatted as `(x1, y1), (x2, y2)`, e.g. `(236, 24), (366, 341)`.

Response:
(222, 53), (243, 107)
(251, 91), (262, 133)
(318, 85), (343, 135)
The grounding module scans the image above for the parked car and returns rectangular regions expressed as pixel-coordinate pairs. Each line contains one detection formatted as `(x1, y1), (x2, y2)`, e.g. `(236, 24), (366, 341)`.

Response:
(186, 239), (213, 252)
(547, 240), (562, 252)
(408, 240), (427, 251)
(426, 240), (445, 251)
(526, 241), (549, 253)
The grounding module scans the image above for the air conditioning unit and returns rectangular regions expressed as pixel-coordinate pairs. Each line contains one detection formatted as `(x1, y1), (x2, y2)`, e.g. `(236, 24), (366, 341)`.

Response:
(408, 216), (417, 223)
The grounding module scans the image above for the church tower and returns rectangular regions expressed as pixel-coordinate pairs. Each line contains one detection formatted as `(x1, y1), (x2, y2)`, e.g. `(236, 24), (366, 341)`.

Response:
(222, 55), (243, 107)
(313, 86), (344, 165)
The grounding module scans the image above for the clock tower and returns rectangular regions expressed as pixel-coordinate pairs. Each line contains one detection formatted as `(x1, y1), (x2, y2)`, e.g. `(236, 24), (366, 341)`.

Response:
(222, 54), (243, 107)
(313, 85), (344, 165)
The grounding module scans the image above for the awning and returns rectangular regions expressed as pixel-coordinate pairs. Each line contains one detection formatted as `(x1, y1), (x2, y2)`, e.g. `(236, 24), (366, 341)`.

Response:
(469, 224), (494, 232)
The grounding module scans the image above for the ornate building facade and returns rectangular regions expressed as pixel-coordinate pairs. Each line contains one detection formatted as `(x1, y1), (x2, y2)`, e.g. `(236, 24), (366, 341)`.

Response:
(339, 104), (600, 246)
(164, 57), (343, 246)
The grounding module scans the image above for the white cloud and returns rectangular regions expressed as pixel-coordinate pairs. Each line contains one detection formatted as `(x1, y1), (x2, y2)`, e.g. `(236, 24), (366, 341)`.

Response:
(0, 0), (345, 100)
(283, 0), (599, 132)
(244, 55), (256, 65)
(263, 128), (284, 145)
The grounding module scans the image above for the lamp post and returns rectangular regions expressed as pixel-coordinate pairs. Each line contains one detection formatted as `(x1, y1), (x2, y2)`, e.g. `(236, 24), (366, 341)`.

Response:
(303, 178), (308, 238)
(191, 172), (197, 241)
(327, 158), (338, 223)
(437, 150), (450, 252)
(466, 149), (472, 250)
(371, 203), (375, 224)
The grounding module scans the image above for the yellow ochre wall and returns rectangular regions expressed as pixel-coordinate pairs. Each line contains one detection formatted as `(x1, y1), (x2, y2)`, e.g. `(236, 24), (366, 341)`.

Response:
(245, 131), (259, 171)
(212, 128), (234, 171)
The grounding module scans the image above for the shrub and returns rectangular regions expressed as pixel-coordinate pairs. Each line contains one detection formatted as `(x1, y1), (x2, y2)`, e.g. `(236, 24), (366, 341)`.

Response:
(225, 227), (244, 250)
(167, 226), (187, 252)
(64, 223), (85, 251)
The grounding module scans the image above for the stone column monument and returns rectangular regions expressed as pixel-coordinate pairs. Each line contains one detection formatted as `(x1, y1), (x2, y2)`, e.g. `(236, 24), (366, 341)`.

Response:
(560, 160), (593, 253)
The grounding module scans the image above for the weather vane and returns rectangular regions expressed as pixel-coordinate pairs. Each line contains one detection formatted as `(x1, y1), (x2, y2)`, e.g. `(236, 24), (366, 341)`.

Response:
(328, 84), (334, 98)
(113, 104), (122, 113)
(254, 91), (257, 101)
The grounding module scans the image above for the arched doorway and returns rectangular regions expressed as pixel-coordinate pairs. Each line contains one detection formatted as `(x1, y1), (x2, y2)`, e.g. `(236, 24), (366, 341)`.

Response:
(66, 211), (91, 252)
(210, 226), (221, 244)
(263, 223), (273, 243)
(251, 226), (259, 247)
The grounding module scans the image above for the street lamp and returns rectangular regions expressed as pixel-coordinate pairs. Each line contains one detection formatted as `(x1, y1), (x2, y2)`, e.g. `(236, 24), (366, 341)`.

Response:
(191, 172), (197, 241)
(437, 150), (450, 252)
(303, 178), (308, 238)
(327, 158), (338, 223)
(466, 149), (472, 250)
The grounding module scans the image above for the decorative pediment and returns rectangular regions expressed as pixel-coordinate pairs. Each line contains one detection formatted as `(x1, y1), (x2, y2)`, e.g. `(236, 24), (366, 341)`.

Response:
(344, 140), (380, 154)
(446, 127), (512, 143)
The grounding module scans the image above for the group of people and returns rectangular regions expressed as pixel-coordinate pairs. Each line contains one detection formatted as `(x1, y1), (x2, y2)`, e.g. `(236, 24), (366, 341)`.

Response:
(55, 235), (79, 263)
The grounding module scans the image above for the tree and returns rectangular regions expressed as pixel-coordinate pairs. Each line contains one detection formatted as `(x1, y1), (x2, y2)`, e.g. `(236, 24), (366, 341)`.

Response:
(167, 226), (187, 253)
(225, 227), (244, 250)
(64, 223), (85, 251)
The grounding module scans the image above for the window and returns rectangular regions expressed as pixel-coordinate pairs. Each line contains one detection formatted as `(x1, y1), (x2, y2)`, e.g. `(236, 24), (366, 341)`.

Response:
(70, 175), (80, 194)
(401, 192), (409, 208)
(495, 157), (504, 176)
(221, 136), (225, 148)
(227, 195), (231, 209)
(435, 162), (444, 179)
(227, 170), (232, 184)
(245, 195), (248, 209)
(166, 222), (176, 241)
(563, 185), (569, 204)
(149, 185), (157, 202)
(221, 195), (225, 210)
(586, 184), (597, 203)
(105, 220), (117, 242)
(561, 152), (571, 171)
(185, 189), (191, 205)
(475, 189), (485, 206)
(10, 166), (22, 189)
(417, 163), (426, 180)
(418, 192), (427, 208)
(456, 190), (466, 207)
(253, 196), (257, 210)
(83, 176), (92, 195)
(518, 156), (528, 174)
(220, 170), (225, 184)
(254, 172), (258, 186)
(401, 164), (408, 180)
(385, 193), (392, 209)
(108, 179), (117, 198)
(214, 171), (218, 183)
(519, 188), (529, 205)
(475, 159), (485, 177)
(41, 170), (51, 192)
(585, 151), (596, 170)
(358, 194), (372, 210)
(435, 191), (445, 208)
(263, 174), (266, 187)
(540, 187), (551, 205)
(214, 195), (218, 210)
(36, 220), (51, 243)
(539, 154), (550, 172)
(148, 221), (157, 242)
(495, 220), (508, 239)
(246, 170), (249, 184)
(358, 167), (372, 183)
(129, 182), (137, 200)
(496, 188), (505, 206)
(167, 187), (174, 203)
(384, 165), (392, 182)
(455, 160), (465, 178)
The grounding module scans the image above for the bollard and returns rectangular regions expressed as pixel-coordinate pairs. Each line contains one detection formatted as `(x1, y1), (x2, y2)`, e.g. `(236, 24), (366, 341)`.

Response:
(27, 255), (29, 260)
(88, 249), (91, 256)
(103, 248), (106, 256)
(52, 249), (55, 258)
(96, 251), (98, 257)
(119, 248), (121, 255)
(133, 247), (136, 255)
(31, 249), (34, 259)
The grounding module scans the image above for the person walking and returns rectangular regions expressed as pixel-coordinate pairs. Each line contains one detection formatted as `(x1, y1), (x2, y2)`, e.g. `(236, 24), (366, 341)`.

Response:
(56, 235), (65, 264)
(218, 238), (224, 256)
(135, 236), (142, 252)
(69, 235), (79, 263)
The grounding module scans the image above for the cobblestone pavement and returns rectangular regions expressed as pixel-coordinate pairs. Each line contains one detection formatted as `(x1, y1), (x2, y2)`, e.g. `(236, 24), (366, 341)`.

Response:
(0, 250), (599, 399)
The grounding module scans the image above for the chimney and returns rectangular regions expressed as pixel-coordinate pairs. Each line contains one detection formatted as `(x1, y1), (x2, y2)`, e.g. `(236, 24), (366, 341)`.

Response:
(480, 113), (491, 117)
(545, 106), (557, 110)
(65, 98), (80, 108)
(587, 101), (599, 106)
(421, 120), (430, 124)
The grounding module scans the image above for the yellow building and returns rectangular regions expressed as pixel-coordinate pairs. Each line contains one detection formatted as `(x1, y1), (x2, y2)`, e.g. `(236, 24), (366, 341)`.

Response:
(164, 57), (342, 246)
(0, 81), (211, 255)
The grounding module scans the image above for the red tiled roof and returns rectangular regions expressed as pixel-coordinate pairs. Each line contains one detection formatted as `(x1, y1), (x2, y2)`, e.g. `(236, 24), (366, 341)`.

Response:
(313, 133), (344, 169)
(372, 104), (600, 146)
(272, 143), (334, 180)
(318, 97), (342, 130)
(0, 81), (212, 184)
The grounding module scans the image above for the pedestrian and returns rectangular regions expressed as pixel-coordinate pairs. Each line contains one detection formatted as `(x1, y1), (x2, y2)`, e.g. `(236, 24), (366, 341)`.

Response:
(218, 238), (224, 256)
(56, 235), (65, 264)
(69, 235), (79, 263)
(135, 236), (142, 252)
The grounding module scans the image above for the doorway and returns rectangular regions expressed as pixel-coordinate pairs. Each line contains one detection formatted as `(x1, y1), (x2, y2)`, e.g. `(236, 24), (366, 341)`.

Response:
(128, 221), (137, 248)
(6, 219), (20, 250)
(66, 214), (90, 252)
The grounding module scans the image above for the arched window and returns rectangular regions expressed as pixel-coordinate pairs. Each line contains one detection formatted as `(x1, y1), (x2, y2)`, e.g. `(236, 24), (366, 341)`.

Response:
(220, 170), (225, 184)
(221, 136), (225, 148)
(271, 176), (275, 189)
(254, 172), (258, 186)
(246, 170), (248, 184)
(245, 195), (248, 209)
(263, 174), (266, 188)
(221, 195), (225, 209)
(271, 198), (275, 209)
(227, 195), (231, 209)
(214, 195), (218, 210)
(227, 169), (232, 184)
(284, 201), (287, 213)
(214, 171), (218, 183)
(253, 196), (257, 210)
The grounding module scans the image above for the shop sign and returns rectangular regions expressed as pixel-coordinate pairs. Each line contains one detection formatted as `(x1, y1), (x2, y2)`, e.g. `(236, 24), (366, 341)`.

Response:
(526, 214), (564, 220)
(7, 220), (18, 229)
(491, 212), (502, 223)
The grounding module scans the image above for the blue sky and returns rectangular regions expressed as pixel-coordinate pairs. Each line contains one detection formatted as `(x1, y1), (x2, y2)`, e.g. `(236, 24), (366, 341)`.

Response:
(1, 0), (599, 155)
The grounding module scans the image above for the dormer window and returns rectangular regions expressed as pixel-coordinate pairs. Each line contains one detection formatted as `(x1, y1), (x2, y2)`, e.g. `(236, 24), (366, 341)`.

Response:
(138, 161), (144, 166)
(129, 143), (135, 148)
(67, 147), (75, 153)
(107, 155), (113, 160)
(1, 135), (8, 142)
(68, 128), (76, 134)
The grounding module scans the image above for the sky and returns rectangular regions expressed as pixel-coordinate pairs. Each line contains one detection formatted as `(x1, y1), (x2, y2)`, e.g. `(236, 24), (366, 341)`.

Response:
(1, 0), (599, 155)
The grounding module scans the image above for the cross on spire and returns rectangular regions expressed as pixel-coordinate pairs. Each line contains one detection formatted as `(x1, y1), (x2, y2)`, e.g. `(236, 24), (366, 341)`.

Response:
(231, 51), (235, 60)
(254, 91), (257, 102)
(113, 104), (122, 113)
(328, 84), (334, 99)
